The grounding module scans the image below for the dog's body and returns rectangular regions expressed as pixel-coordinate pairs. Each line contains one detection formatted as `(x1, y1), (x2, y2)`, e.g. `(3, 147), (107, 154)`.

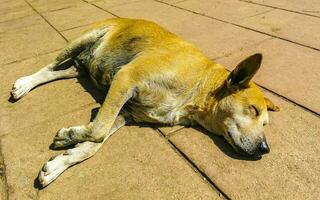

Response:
(11, 18), (279, 187)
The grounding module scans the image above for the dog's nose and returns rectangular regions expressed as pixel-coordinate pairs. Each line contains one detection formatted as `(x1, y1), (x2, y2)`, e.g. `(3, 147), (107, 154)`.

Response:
(258, 141), (270, 154)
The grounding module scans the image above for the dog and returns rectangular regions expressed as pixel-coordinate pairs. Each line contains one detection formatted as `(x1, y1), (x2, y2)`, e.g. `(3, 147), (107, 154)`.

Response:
(11, 18), (279, 187)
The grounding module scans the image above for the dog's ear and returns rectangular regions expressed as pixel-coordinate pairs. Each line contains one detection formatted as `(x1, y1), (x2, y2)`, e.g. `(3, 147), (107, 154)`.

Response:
(227, 53), (262, 90)
(264, 97), (280, 112)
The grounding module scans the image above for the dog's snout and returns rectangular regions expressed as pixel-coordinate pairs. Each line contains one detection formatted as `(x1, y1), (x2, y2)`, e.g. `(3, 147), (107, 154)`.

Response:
(258, 141), (270, 154)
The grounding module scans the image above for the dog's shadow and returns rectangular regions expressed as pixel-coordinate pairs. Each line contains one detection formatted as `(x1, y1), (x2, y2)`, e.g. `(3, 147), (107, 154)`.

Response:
(192, 126), (261, 161)
(78, 76), (107, 105)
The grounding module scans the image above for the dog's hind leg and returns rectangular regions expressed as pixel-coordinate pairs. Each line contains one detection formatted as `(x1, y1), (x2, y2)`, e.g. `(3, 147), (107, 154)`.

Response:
(11, 66), (79, 100)
(11, 28), (108, 100)
(38, 114), (128, 187)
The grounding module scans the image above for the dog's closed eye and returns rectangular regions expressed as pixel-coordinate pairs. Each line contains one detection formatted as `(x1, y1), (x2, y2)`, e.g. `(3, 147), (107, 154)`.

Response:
(250, 105), (260, 117)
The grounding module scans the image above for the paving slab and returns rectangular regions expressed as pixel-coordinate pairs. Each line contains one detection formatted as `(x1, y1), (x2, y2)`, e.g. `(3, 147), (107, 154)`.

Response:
(216, 38), (320, 114)
(173, 0), (320, 50)
(0, 150), (7, 200)
(93, 0), (143, 9)
(158, 126), (185, 136)
(239, 9), (320, 50)
(0, 51), (100, 136)
(175, 0), (272, 22)
(1, 1), (319, 200)
(42, 2), (114, 31)
(160, 0), (186, 3)
(103, 0), (270, 59)
(0, 14), (66, 66)
(1, 109), (222, 200)
(0, 13), (43, 33)
(0, 180), (6, 200)
(0, 0), (35, 23)
(61, 24), (93, 41)
(1, 106), (94, 200)
(241, 0), (320, 17)
(168, 91), (320, 200)
(26, 0), (80, 13)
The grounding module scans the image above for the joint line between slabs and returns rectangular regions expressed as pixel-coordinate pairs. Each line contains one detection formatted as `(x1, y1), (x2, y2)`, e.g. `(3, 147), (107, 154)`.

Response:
(238, 0), (320, 19)
(156, 129), (231, 200)
(24, 0), (68, 42)
(0, 48), (63, 68)
(257, 84), (320, 117)
(160, 127), (185, 139)
(81, 0), (120, 18)
(154, 0), (320, 52)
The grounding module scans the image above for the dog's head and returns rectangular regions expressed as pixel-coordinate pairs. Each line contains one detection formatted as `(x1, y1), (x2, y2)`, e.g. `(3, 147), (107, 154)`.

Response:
(201, 54), (279, 158)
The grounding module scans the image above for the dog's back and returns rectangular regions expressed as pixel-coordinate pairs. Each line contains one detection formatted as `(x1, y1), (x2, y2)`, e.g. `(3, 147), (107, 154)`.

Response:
(74, 18), (217, 125)
(77, 18), (210, 90)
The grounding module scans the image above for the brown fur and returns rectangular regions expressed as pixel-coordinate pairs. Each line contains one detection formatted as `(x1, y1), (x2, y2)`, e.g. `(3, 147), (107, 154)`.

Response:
(11, 18), (279, 187)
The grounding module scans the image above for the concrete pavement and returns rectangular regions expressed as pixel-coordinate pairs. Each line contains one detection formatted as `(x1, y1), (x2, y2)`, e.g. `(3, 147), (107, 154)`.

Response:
(0, 0), (319, 199)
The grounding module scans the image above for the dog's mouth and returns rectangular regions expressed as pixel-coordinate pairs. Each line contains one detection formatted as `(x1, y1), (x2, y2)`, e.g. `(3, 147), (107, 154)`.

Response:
(226, 131), (263, 159)
(233, 144), (262, 160)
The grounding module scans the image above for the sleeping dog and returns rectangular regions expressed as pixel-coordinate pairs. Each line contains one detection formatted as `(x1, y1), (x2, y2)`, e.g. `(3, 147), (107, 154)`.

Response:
(11, 18), (279, 187)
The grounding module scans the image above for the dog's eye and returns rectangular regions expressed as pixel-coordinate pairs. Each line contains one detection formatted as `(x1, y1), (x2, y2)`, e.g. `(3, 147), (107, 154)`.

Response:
(250, 105), (260, 117)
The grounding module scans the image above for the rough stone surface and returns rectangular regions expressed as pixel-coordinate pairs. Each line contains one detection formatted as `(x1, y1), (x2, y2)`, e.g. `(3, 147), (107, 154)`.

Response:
(239, 9), (320, 50)
(0, 149), (7, 200)
(175, 0), (272, 22)
(173, 0), (320, 50)
(0, 14), (66, 65)
(27, 0), (81, 13)
(242, 0), (320, 17)
(61, 24), (93, 41)
(158, 126), (185, 136)
(94, 0), (144, 9)
(0, 0), (35, 23)
(42, 3), (114, 31)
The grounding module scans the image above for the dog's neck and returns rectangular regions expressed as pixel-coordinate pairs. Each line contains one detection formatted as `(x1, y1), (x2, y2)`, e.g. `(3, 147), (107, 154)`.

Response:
(183, 62), (229, 132)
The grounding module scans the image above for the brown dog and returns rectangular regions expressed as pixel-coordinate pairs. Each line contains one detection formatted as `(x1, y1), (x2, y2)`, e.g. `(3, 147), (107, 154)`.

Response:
(11, 18), (279, 187)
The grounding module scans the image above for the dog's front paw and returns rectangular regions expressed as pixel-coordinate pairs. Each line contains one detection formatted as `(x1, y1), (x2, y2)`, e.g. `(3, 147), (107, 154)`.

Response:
(53, 125), (90, 148)
(38, 155), (69, 187)
(11, 76), (34, 99)
(53, 127), (81, 148)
